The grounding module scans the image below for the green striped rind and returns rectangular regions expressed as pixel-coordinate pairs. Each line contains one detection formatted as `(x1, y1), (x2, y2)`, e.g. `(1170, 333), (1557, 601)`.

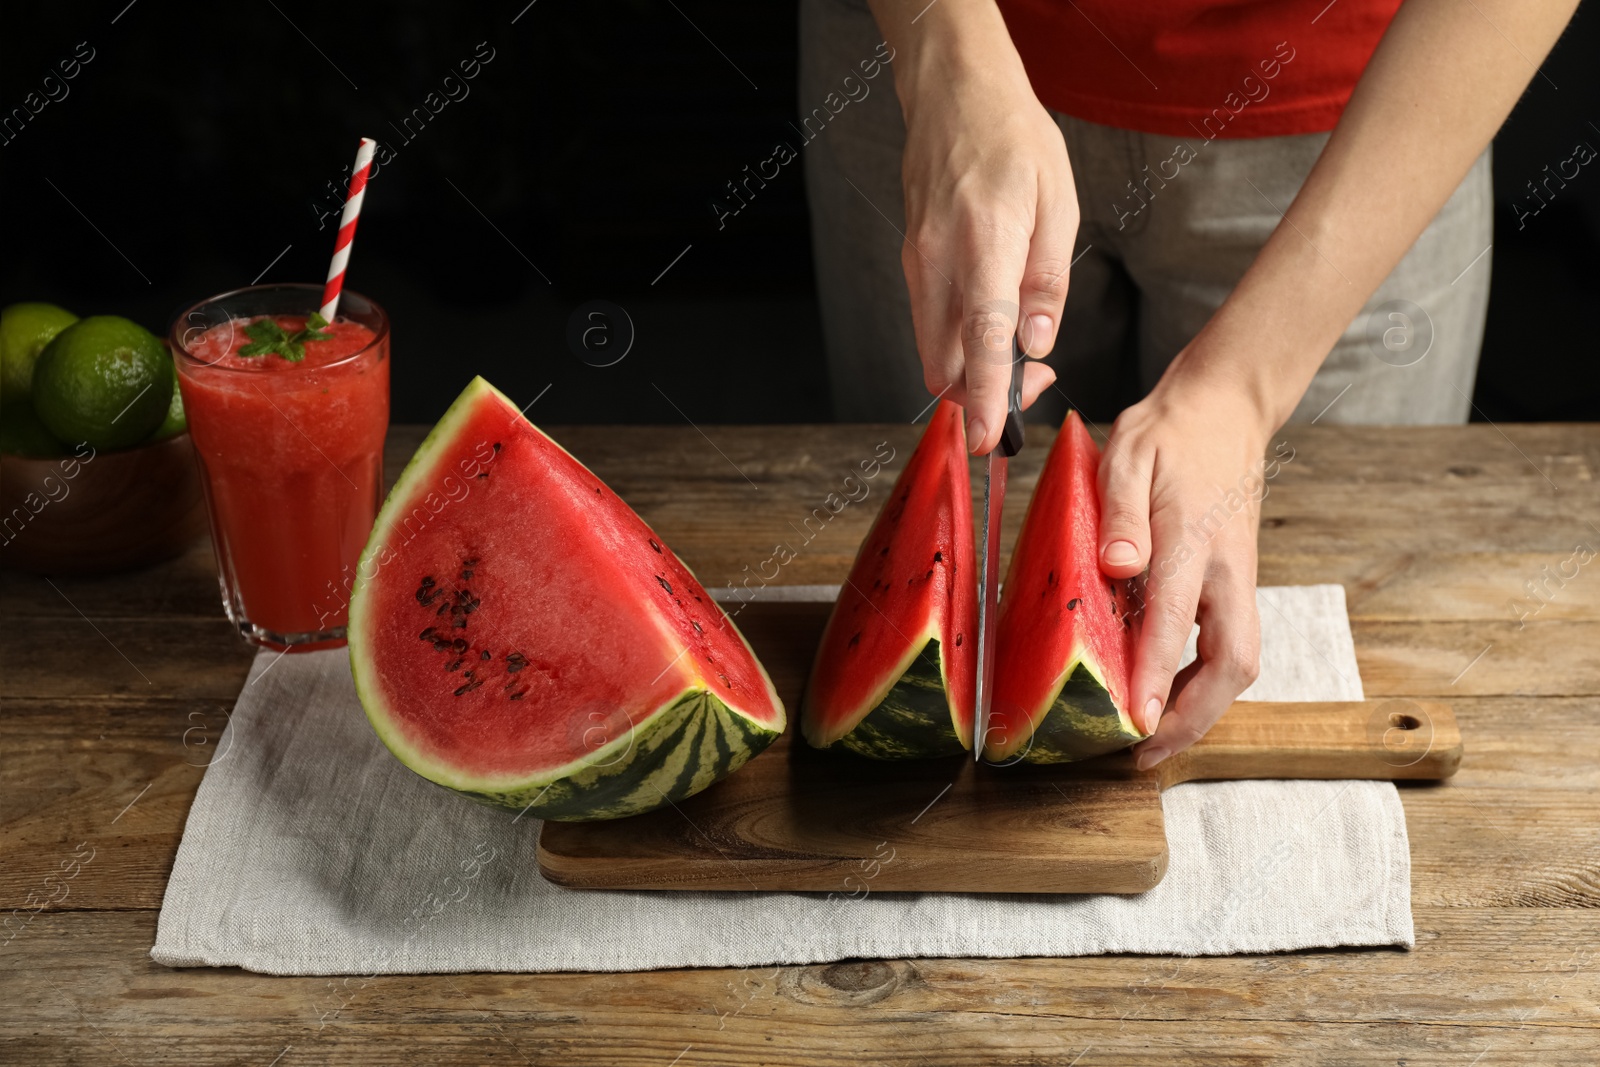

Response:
(455, 688), (779, 821)
(1013, 660), (1144, 764)
(835, 639), (965, 760)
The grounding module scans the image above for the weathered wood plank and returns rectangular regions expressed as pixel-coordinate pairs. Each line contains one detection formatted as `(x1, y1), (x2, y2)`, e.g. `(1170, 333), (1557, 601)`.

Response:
(1353, 620), (1600, 696)
(1, 909), (1595, 1066)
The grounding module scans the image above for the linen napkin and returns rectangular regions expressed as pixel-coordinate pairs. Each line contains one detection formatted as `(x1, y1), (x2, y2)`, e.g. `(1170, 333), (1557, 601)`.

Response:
(152, 584), (1413, 975)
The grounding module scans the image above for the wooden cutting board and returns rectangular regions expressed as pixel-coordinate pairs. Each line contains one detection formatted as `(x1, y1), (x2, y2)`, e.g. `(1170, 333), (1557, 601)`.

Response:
(537, 696), (1461, 895)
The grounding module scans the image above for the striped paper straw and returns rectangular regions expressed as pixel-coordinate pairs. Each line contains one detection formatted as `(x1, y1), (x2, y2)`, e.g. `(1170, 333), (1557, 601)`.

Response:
(319, 136), (377, 321)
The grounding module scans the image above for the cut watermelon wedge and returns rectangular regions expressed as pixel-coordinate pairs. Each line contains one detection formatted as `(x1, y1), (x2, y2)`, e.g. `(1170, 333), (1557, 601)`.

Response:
(349, 377), (785, 821)
(984, 411), (1146, 764)
(801, 400), (976, 758)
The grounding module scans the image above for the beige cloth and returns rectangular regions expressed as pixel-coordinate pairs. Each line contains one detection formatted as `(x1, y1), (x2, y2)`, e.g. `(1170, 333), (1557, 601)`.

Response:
(152, 584), (1413, 975)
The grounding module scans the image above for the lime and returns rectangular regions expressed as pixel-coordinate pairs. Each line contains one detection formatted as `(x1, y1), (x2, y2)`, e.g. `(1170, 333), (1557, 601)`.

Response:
(32, 315), (173, 451)
(0, 302), (78, 402)
(148, 356), (187, 441)
(0, 400), (66, 457)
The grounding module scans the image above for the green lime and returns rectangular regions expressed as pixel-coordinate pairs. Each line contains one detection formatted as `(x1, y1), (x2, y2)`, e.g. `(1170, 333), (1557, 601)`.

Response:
(0, 302), (78, 402)
(0, 400), (67, 457)
(148, 356), (187, 441)
(32, 315), (173, 451)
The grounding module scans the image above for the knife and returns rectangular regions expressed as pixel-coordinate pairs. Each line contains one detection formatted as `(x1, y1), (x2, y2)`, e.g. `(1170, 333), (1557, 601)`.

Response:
(974, 337), (1027, 761)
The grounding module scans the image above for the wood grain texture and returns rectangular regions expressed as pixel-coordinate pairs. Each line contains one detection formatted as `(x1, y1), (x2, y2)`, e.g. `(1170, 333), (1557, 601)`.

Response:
(537, 701), (1460, 894)
(2, 422), (1597, 1065)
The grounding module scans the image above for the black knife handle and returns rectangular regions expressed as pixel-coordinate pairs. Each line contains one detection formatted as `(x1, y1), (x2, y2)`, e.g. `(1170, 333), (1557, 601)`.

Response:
(998, 334), (1027, 458)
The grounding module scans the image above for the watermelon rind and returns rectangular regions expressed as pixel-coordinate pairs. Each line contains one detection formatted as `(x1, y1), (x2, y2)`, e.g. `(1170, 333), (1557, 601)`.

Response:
(822, 636), (965, 759)
(986, 658), (1143, 765)
(349, 376), (784, 821)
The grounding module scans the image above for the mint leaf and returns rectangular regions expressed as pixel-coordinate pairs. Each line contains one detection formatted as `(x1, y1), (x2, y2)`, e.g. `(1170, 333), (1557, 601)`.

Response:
(236, 315), (334, 362)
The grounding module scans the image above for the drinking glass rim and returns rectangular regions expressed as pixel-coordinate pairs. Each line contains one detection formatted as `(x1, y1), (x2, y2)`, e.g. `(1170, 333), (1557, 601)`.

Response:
(170, 282), (390, 372)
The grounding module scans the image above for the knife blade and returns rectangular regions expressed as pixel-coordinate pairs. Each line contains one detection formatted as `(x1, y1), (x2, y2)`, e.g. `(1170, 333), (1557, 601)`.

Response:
(974, 337), (1028, 761)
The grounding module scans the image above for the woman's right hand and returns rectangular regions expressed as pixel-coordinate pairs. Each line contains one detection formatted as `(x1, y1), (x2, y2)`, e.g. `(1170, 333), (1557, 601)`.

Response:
(875, 0), (1078, 453)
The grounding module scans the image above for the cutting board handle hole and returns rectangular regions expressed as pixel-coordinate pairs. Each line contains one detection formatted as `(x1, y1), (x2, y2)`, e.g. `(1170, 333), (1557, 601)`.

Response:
(1389, 713), (1421, 730)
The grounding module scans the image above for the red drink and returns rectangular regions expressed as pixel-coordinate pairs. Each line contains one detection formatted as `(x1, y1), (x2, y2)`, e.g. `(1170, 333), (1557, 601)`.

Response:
(172, 284), (389, 650)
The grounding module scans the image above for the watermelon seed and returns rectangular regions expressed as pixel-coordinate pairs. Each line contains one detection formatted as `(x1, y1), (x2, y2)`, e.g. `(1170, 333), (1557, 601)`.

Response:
(419, 627), (436, 640)
(1066, 598), (1081, 611)
(880, 546), (890, 557)
(509, 691), (526, 701)
(446, 657), (465, 671)
(925, 568), (933, 580)
(506, 652), (528, 673)
(454, 678), (484, 696)
(436, 603), (448, 616)
(452, 638), (468, 653)
(691, 620), (703, 634)
(656, 575), (673, 595)
(1048, 570), (1056, 586)
(476, 472), (488, 479)
(848, 631), (861, 648)
(493, 442), (502, 452)
(955, 633), (964, 646)
(480, 650), (491, 661)
(649, 538), (662, 554)
(718, 672), (732, 688)
(933, 551), (943, 563)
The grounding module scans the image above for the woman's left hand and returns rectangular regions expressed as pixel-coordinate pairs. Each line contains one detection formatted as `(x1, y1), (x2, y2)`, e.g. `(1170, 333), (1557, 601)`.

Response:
(1095, 353), (1278, 768)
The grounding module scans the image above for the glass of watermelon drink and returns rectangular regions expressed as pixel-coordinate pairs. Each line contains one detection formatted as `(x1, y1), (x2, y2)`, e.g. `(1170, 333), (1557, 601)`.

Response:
(171, 283), (389, 652)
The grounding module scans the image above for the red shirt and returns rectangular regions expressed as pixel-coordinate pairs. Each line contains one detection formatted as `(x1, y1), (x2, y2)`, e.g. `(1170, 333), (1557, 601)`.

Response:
(998, 0), (1403, 139)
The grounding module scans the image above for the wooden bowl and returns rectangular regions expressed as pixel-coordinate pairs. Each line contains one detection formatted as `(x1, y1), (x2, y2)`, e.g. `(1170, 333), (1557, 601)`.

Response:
(0, 434), (207, 576)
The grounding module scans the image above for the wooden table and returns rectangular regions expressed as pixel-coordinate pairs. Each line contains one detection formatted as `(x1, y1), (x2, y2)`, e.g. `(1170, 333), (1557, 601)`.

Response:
(4, 423), (1597, 1065)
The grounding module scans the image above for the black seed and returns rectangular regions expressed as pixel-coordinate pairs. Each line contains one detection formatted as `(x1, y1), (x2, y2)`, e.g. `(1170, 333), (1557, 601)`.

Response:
(436, 603), (448, 616)
(925, 568), (933, 580)
(880, 546), (890, 557)
(454, 678), (484, 696)
(461, 570), (474, 581)
(649, 538), (661, 554)
(480, 650), (491, 661)
(955, 633), (964, 647)
(848, 632), (861, 648)
(509, 691), (525, 700)
(1067, 598), (1081, 610)
(492, 442), (502, 452)
(477, 472), (488, 479)
(934, 551), (944, 563)
(1048, 570), (1056, 586)
(656, 575), (673, 595)
(452, 638), (468, 653)
(446, 657), (465, 671)
(691, 620), (703, 634)
(419, 627), (436, 640)
(506, 652), (527, 673)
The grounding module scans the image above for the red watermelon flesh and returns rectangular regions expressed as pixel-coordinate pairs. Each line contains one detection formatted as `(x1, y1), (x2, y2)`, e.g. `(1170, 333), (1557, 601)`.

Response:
(985, 410), (1145, 763)
(801, 400), (976, 758)
(349, 377), (784, 820)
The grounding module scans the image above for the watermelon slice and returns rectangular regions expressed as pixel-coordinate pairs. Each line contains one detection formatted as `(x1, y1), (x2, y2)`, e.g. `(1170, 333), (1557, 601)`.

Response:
(348, 377), (785, 821)
(984, 411), (1146, 763)
(801, 400), (976, 758)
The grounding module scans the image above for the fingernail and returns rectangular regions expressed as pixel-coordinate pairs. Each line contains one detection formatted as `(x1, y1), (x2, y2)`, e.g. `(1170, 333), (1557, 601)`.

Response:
(966, 417), (986, 454)
(1136, 746), (1170, 772)
(1027, 314), (1053, 353)
(1103, 540), (1140, 567)
(1143, 697), (1162, 733)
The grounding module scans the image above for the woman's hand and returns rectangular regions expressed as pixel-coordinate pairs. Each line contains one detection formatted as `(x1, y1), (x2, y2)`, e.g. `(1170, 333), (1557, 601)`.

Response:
(1096, 352), (1277, 768)
(875, 0), (1073, 453)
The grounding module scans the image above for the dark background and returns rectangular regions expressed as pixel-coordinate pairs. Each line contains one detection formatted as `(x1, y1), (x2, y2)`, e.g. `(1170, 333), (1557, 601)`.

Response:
(2, 0), (1596, 426)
